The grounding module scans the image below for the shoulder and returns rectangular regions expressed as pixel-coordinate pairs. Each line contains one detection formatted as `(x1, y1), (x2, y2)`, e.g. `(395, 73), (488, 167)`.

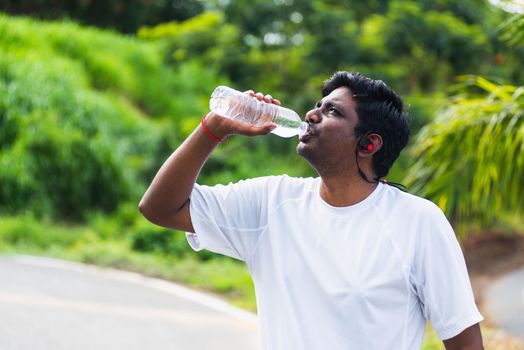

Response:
(378, 185), (447, 222)
(377, 186), (459, 267)
(376, 185), (454, 248)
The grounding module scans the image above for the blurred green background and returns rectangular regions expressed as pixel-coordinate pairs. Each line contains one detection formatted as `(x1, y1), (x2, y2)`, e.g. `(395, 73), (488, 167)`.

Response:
(0, 0), (523, 348)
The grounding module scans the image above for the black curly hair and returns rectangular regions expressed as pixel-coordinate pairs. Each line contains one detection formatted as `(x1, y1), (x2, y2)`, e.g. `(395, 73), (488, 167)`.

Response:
(322, 71), (410, 180)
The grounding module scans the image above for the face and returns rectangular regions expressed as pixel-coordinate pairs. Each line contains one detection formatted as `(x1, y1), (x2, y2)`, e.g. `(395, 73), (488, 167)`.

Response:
(296, 86), (360, 173)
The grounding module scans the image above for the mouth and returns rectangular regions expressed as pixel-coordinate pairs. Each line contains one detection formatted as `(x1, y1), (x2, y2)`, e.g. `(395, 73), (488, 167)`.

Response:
(299, 125), (316, 143)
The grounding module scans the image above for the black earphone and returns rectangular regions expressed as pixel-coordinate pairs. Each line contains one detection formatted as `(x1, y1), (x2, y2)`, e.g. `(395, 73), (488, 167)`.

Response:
(356, 134), (408, 191)
(359, 137), (374, 151)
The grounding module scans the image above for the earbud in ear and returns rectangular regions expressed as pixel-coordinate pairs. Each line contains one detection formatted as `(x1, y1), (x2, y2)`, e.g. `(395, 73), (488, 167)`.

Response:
(359, 137), (373, 151)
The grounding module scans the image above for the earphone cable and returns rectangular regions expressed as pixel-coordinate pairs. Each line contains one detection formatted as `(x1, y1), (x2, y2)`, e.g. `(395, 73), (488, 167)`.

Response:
(355, 142), (408, 192)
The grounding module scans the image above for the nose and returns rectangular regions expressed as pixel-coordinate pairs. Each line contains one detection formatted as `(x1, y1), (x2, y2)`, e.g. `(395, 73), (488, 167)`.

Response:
(305, 107), (321, 124)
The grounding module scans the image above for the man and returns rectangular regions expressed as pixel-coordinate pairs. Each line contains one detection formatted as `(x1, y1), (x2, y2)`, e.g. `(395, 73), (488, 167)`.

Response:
(139, 71), (484, 349)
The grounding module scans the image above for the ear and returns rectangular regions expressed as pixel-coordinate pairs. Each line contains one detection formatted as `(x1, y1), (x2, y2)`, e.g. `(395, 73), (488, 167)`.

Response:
(358, 133), (383, 158)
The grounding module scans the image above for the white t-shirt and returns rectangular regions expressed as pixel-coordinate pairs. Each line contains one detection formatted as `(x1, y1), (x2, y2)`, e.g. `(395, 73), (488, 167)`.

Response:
(186, 175), (483, 349)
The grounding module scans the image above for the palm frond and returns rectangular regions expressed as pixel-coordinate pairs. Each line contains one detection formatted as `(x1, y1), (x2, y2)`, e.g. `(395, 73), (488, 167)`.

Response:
(405, 76), (524, 235)
(498, 13), (524, 46)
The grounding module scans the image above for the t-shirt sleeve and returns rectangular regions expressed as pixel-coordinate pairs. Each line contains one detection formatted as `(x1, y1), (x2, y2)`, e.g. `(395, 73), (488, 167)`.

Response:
(410, 202), (483, 340)
(185, 177), (272, 261)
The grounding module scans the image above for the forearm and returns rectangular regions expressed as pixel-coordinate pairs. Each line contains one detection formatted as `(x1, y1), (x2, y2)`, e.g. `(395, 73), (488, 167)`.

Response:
(138, 117), (223, 222)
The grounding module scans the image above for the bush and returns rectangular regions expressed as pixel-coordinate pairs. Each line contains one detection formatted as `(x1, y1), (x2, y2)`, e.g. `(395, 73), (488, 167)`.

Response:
(130, 224), (186, 256)
(128, 220), (218, 261)
(0, 14), (181, 221)
(0, 215), (84, 250)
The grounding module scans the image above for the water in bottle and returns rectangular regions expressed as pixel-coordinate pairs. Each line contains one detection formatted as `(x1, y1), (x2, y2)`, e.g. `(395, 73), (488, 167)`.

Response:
(209, 86), (307, 138)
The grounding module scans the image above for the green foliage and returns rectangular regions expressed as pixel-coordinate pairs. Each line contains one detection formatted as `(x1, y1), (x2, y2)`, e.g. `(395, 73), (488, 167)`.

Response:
(0, 215), (85, 250)
(404, 92), (446, 134)
(4, 0), (519, 226)
(406, 76), (524, 233)
(122, 209), (229, 261)
(69, 237), (135, 268)
(0, 14), (189, 221)
(307, 8), (359, 72)
(0, 0), (203, 33)
(380, 2), (488, 89)
(84, 205), (220, 261)
(129, 223), (188, 256)
(140, 0), (520, 109)
(220, 0), (312, 42)
(499, 13), (524, 47)
(139, 11), (237, 65)
(0, 58), (148, 219)
(415, 0), (491, 24)
(0, 114), (128, 219)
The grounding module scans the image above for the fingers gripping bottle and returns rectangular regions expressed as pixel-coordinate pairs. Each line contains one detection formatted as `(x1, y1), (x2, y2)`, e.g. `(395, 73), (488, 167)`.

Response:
(209, 86), (307, 138)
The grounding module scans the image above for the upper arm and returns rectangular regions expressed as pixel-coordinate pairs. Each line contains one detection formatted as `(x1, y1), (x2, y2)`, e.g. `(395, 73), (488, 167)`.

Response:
(442, 323), (484, 350)
(183, 178), (273, 261)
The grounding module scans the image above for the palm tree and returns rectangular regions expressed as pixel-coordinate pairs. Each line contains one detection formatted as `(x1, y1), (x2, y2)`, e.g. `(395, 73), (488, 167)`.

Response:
(405, 12), (524, 235)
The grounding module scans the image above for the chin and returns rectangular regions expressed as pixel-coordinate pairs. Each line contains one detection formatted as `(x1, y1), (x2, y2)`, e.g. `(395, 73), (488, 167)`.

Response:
(296, 142), (308, 157)
(296, 143), (318, 166)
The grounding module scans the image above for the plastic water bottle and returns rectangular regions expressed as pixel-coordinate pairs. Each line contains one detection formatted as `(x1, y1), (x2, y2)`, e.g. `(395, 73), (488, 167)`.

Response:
(209, 86), (307, 138)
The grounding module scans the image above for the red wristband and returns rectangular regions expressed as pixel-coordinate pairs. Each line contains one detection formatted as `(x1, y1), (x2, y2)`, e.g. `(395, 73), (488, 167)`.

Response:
(201, 114), (227, 143)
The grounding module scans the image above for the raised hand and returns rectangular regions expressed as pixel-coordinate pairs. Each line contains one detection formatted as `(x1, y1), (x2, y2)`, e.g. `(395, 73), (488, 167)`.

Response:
(204, 90), (280, 139)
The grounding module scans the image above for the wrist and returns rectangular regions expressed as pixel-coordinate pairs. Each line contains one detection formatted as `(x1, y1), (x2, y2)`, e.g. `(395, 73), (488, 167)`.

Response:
(201, 113), (229, 142)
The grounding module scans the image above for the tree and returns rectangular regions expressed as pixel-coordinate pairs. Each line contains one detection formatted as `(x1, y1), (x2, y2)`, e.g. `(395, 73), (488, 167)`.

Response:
(0, 0), (203, 33)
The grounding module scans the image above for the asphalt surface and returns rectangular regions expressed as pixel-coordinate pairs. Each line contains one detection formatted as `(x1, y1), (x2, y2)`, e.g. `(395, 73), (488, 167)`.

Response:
(0, 255), (260, 350)
(486, 266), (524, 340)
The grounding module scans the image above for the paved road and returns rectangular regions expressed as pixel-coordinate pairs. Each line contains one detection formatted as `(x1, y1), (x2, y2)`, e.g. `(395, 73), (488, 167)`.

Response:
(486, 266), (524, 340)
(0, 255), (260, 350)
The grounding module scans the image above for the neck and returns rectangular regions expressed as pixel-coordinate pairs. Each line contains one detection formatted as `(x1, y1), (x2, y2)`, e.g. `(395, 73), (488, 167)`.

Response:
(319, 174), (378, 207)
